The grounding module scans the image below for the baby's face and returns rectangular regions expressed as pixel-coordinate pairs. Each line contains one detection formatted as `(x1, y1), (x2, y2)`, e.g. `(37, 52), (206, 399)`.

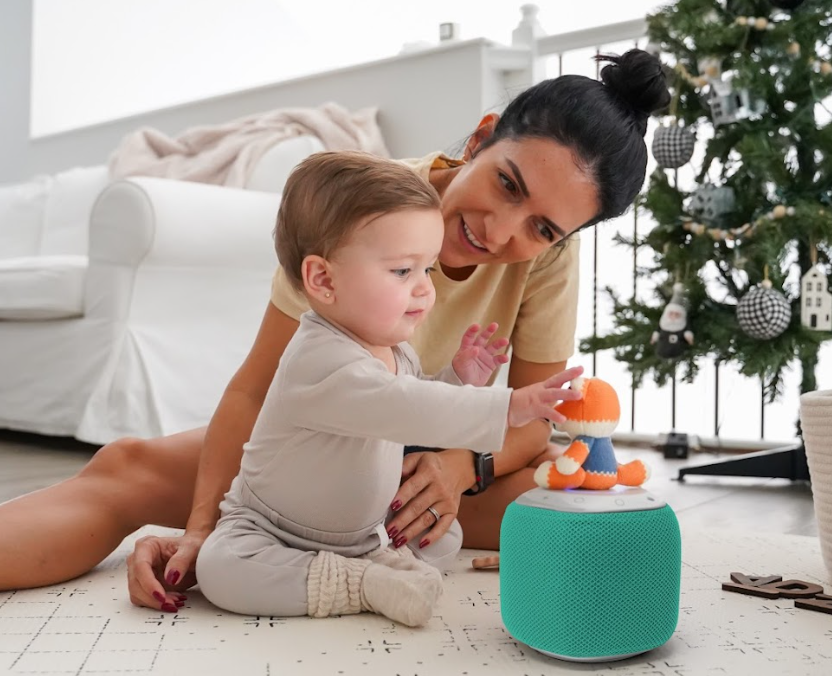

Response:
(325, 208), (444, 349)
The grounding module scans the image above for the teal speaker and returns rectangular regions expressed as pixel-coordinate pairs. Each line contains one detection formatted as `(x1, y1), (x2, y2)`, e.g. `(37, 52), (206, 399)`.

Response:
(500, 487), (681, 662)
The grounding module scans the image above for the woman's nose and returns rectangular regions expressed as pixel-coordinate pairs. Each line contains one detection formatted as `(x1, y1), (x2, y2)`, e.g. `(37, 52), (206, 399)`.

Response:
(484, 212), (517, 247)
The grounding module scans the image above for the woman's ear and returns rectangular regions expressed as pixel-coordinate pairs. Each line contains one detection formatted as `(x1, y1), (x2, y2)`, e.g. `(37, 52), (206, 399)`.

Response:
(462, 113), (500, 161)
(301, 255), (335, 304)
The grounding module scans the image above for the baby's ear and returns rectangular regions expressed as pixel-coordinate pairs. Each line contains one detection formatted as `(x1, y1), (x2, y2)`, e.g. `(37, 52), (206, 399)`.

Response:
(301, 255), (335, 304)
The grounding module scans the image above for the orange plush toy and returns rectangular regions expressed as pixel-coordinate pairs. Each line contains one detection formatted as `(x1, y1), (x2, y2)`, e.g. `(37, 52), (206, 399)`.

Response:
(533, 377), (650, 490)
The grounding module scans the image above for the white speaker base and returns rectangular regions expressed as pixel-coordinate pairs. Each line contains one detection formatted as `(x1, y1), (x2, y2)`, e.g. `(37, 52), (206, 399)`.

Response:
(531, 645), (647, 662)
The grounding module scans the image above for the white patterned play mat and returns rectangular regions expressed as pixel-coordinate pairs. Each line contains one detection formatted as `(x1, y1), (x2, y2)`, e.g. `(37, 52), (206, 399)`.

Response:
(2, 525), (831, 676)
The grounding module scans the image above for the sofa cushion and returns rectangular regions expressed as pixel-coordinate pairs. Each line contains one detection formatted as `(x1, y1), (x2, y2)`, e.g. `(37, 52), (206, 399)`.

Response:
(0, 255), (87, 320)
(0, 175), (53, 260)
(40, 166), (109, 256)
(244, 135), (325, 193)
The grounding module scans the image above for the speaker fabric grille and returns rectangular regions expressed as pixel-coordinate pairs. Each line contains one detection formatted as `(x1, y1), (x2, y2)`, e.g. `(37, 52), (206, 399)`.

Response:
(500, 503), (681, 660)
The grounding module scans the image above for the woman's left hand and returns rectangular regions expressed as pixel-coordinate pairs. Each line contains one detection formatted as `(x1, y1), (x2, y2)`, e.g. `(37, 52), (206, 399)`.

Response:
(385, 449), (474, 550)
(451, 323), (510, 386)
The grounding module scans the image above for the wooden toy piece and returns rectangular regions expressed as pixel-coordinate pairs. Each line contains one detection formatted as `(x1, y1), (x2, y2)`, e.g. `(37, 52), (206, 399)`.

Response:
(765, 579), (825, 599)
(722, 572), (783, 598)
(471, 555), (500, 570)
(795, 594), (832, 615)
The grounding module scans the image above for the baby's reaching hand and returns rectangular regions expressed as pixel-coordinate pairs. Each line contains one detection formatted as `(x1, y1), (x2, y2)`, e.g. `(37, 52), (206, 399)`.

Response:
(507, 365), (584, 428)
(451, 323), (510, 386)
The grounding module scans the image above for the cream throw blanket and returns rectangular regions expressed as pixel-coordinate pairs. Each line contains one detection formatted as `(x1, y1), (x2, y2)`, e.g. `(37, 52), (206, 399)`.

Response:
(108, 102), (389, 187)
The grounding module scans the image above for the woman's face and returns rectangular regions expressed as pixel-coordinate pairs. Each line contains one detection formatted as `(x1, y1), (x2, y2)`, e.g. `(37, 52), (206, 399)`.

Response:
(437, 137), (600, 269)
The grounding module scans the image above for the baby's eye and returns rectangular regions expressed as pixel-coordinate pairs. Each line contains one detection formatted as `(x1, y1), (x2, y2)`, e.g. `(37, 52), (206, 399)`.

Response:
(392, 268), (410, 278)
(426, 266), (436, 275)
(499, 172), (519, 196)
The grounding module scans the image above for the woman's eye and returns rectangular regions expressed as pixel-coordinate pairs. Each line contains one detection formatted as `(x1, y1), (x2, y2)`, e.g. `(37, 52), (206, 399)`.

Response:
(392, 268), (410, 278)
(536, 222), (555, 243)
(499, 172), (518, 195)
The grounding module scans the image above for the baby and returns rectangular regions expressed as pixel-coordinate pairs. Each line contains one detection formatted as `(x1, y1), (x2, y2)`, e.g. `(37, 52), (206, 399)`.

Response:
(196, 151), (582, 627)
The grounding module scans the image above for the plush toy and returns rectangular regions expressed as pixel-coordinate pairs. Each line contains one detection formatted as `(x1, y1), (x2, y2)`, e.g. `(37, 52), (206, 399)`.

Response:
(533, 377), (650, 491)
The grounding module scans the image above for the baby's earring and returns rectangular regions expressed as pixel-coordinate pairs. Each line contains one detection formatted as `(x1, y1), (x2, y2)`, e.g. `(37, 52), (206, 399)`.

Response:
(325, 292), (332, 298)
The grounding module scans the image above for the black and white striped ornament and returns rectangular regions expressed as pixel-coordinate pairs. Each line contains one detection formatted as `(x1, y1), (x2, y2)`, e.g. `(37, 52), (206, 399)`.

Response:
(652, 125), (695, 168)
(736, 279), (791, 340)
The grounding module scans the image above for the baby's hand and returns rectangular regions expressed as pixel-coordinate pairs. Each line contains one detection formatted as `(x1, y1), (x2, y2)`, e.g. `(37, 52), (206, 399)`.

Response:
(507, 365), (584, 427)
(451, 323), (510, 386)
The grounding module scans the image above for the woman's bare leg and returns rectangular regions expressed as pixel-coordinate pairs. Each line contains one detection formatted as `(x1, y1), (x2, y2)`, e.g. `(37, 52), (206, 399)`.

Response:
(457, 468), (536, 550)
(0, 428), (205, 590)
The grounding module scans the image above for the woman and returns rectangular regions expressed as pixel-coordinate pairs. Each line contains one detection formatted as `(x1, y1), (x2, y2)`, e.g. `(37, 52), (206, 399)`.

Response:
(0, 50), (669, 611)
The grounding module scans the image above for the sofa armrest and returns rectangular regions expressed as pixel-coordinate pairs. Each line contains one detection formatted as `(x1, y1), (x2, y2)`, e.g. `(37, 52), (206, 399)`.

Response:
(89, 177), (282, 271)
(78, 177), (285, 440)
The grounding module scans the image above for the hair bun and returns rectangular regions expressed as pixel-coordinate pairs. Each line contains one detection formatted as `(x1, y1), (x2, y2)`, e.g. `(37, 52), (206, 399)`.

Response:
(597, 49), (670, 135)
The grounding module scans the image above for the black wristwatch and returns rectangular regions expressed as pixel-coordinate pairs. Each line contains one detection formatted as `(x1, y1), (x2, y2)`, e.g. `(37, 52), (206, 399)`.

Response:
(463, 452), (495, 496)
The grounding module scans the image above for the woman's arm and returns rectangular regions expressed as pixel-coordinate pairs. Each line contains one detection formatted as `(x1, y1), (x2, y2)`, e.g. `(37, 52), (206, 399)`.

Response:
(385, 355), (569, 550)
(129, 303), (299, 607)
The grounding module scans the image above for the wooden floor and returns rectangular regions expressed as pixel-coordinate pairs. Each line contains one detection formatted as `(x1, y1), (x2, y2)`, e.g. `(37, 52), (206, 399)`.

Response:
(0, 430), (819, 537)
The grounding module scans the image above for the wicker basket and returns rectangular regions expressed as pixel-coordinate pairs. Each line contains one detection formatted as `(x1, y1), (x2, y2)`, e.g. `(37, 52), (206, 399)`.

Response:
(800, 389), (832, 578)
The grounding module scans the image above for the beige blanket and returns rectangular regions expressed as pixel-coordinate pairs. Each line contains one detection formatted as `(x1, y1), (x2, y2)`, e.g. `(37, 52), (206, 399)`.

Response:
(108, 102), (389, 187)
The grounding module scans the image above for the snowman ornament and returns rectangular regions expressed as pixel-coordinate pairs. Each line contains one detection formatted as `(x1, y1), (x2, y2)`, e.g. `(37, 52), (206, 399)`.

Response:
(651, 283), (695, 359)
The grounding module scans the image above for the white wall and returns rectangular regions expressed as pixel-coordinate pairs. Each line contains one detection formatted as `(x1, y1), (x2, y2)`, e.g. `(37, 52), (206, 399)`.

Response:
(0, 1), (32, 184)
(31, 0), (664, 137)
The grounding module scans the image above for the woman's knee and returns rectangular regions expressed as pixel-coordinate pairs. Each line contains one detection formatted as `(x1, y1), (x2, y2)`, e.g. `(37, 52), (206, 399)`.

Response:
(81, 437), (151, 481)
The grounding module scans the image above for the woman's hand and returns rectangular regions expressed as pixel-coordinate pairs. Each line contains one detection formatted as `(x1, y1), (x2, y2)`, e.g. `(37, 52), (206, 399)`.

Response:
(451, 323), (510, 387)
(126, 531), (206, 612)
(527, 441), (567, 469)
(385, 449), (474, 550)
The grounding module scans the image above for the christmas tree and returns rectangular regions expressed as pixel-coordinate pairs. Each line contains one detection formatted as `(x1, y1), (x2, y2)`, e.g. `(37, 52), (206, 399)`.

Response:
(584, 0), (832, 409)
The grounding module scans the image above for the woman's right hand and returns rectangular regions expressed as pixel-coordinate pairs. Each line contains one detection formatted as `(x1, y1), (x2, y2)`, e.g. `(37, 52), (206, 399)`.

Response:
(126, 531), (207, 611)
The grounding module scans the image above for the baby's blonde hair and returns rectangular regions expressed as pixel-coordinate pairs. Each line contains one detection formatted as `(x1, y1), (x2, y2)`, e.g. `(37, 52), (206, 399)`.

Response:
(275, 151), (441, 292)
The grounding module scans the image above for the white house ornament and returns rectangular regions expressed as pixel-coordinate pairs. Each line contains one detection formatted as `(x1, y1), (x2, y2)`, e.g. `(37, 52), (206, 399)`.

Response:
(737, 279), (792, 340)
(652, 125), (695, 168)
(651, 283), (695, 359)
(800, 265), (832, 331)
(707, 79), (765, 126)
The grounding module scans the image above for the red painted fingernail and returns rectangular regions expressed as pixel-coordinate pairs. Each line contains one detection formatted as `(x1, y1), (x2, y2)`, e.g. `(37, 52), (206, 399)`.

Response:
(153, 591), (165, 603)
(394, 536), (407, 548)
(175, 600), (185, 607)
(166, 571), (180, 586)
(161, 603), (178, 613)
(390, 500), (402, 511)
(419, 539), (430, 549)
(387, 527), (399, 539)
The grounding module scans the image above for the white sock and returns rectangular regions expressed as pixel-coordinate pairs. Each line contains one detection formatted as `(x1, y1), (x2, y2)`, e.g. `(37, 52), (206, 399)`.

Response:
(360, 549), (443, 627)
(306, 550), (370, 618)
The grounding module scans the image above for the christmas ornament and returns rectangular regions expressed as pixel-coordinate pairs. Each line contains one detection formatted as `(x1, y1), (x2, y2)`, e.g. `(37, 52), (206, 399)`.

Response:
(651, 283), (694, 359)
(801, 264), (832, 332)
(708, 79), (766, 126)
(769, 0), (805, 9)
(652, 125), (695, 168)
(737, 279), (791, 340)
(688, 185), (736, 224)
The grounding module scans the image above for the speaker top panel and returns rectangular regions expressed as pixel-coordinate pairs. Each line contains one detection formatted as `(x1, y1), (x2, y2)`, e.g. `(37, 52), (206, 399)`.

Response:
(514, 487), (667, 514)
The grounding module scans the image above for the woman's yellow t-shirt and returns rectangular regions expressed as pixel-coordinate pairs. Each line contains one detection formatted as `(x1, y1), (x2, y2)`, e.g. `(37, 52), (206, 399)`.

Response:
(270, 151), (580, 378)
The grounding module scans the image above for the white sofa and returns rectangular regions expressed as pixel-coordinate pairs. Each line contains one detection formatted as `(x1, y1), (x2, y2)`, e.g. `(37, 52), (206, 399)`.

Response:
(0, 135), (324, 444)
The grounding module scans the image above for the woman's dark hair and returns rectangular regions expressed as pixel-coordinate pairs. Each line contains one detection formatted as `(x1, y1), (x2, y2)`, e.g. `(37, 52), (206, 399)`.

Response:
(478, 49), (670, 228)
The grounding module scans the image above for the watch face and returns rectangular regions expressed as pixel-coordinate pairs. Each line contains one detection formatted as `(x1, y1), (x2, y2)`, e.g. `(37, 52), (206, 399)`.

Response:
(479, 452), (495, 487)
